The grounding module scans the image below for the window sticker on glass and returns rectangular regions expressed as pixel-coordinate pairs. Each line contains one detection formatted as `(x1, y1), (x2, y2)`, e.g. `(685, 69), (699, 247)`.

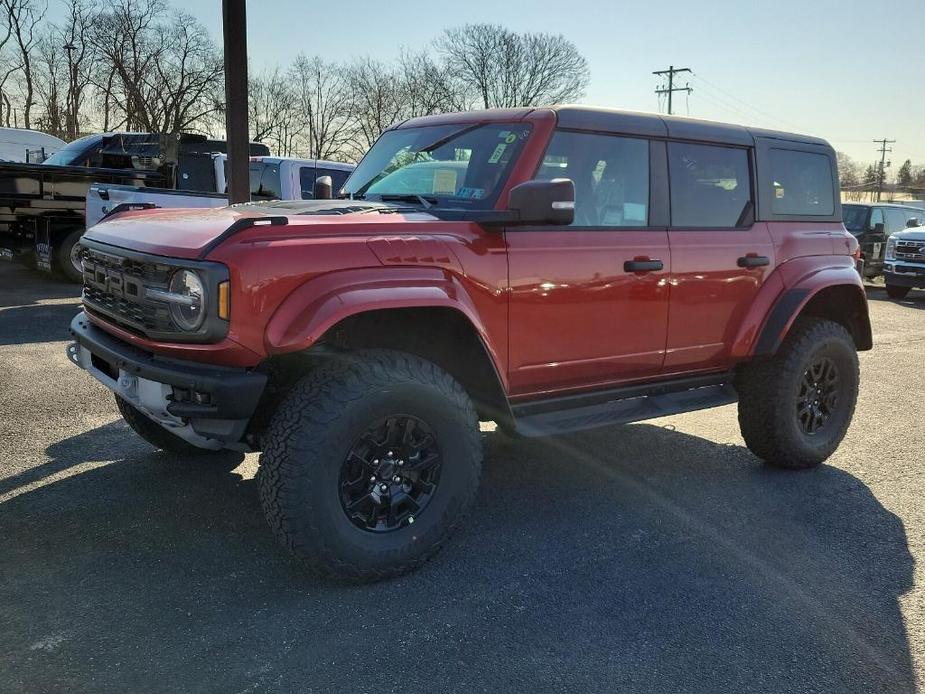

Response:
(457, 187), (485, 199)
(488, 143), (507, 164)
(433, 169), (458, 194)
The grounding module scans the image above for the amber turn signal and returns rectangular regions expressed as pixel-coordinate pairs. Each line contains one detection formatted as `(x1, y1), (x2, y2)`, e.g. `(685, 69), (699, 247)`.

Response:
(218, 281), (230, 320)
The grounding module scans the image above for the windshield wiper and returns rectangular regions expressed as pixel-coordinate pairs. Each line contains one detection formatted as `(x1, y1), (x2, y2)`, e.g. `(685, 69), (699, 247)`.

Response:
(374, 194), (437, 209)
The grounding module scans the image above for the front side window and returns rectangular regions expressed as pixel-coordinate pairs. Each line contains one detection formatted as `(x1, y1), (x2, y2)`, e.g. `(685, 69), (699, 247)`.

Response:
(869, 208), (884, 230)
(533, 131), (649, 227)
(769, 148), (834, 216)
(300, 167), (352, 199)
(668, 143), (751, 227)
(342, 123), (531, 208)
(885, 208), (911, 235)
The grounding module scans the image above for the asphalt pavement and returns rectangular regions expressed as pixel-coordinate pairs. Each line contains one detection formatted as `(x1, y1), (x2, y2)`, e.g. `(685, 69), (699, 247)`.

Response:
(0, 262), (922, 693)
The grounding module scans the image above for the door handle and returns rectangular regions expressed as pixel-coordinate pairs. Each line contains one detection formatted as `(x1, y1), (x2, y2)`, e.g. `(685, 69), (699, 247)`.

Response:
(624, 259), (664, 272)
(737, 255), (770, 268)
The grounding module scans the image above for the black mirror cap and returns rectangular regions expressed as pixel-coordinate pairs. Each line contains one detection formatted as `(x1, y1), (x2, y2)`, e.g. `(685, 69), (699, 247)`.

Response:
(313, 175), (333, 200)
(873, 222), (886, 234)
(506, 178), (575, 226)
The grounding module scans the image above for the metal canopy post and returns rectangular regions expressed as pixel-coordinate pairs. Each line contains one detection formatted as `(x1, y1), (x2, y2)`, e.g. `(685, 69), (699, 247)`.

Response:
(222, 0), (250, 204)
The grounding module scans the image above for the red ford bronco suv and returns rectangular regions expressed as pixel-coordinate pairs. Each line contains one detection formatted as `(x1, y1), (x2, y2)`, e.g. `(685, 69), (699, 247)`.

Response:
(67, 107), (871, 581)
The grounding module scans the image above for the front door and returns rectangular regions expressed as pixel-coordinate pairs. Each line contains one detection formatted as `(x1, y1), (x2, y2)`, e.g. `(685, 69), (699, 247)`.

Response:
(662, 141), (774, 372)
(507, 131), (670, 397)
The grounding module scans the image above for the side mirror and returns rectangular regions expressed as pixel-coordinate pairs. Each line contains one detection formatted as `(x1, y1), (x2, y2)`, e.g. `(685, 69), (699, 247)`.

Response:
(872, 222), (885, 235)
(313, 175), (333, 200)
(906, 217), (920, 228)
(507, 178), (575, 226)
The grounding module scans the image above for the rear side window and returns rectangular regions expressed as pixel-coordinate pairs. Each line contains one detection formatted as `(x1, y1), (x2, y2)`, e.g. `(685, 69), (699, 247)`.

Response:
(668, 143), (751, 227)
(534, 131), (649, 227)
(768, 148), (834, 216)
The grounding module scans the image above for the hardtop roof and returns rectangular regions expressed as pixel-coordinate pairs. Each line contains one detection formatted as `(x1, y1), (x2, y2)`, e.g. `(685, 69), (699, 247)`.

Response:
(393, 105), (831, 150)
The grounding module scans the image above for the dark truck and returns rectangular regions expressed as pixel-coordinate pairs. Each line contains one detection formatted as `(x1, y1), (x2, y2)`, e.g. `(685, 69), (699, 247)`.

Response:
(0, 132), (270, 282)
(841, 202), (925, 278)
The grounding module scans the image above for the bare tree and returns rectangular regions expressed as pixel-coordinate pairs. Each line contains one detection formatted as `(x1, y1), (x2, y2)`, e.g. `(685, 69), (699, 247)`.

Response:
(249, 67), (299, 155)
(3, 0), (46, 128)
(291, 54), (354, 160)
(397, 48), (468, 117)
(437, 24), (588, 109)
(345, 57), (403, 154)
(59, 0), (97, 138)
(90, 1), (221, 134)
(90, 0), (165, 130)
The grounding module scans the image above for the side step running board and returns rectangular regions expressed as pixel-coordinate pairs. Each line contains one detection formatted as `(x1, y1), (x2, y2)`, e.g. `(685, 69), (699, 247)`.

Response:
(512, 379), (738, 438)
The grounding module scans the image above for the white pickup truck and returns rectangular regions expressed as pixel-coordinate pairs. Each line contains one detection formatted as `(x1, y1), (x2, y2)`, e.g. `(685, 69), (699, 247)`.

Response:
(86, 155), (355, 228)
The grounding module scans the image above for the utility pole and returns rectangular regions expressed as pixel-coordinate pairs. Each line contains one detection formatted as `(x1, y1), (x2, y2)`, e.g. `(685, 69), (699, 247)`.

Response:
(873, 138), (895, 202)
(222, 0), (250, 204)
(653, 65), (692, 115)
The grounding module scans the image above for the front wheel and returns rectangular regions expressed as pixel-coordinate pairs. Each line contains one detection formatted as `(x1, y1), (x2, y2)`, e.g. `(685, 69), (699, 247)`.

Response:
(258, 350), (482, 582)
(885, 284), (910, 300)
(736, 318), (859, 469)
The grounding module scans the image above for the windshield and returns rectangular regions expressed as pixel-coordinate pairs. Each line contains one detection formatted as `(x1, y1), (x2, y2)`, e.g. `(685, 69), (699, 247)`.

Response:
(842, 205), (869, 234)
(42, 134), (99, 166)
(342, 123), (531, 207)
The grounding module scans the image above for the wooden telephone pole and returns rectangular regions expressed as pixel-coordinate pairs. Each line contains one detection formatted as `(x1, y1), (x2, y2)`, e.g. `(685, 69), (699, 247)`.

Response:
(222, 0), (250, 204)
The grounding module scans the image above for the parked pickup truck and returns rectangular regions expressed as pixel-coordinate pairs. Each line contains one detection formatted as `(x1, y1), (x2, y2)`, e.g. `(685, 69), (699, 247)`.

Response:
(883, 221), (925, 298)
(67, 106), (871, 582)
(0, 132), (269, 282)
(87, 156), (355, 228)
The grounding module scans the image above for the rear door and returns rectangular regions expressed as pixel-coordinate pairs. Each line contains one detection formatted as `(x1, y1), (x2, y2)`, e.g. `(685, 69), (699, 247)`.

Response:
(663, 141), (774, 372)
(506, 130), (671, 395)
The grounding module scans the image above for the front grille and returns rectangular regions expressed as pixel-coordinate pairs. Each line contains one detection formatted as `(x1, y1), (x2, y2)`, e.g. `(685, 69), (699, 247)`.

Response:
(80, 246), (176, 337)
(895, 241), (925, 263)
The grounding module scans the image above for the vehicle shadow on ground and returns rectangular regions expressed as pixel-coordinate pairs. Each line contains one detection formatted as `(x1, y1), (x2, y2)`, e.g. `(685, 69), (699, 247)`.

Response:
(866, 285), (925, 310)
(0, 264), (81, 346)
(0, 264), (79, 308)
(0, 423), (914, 694)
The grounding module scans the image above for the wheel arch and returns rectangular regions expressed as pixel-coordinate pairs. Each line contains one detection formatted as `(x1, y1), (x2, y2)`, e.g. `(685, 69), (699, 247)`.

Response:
(262, 269), (511, 426)
(754, 281), (872, 356)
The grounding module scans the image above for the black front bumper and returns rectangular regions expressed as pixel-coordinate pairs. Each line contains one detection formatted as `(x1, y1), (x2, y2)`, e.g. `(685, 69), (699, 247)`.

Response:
(884, 269), (925, 289)
(68, 312), (266, 420)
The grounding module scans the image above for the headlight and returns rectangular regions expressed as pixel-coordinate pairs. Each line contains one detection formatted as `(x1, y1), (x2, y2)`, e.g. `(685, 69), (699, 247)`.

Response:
(167, 269), (206, 331)
(885, 237), (897, 261)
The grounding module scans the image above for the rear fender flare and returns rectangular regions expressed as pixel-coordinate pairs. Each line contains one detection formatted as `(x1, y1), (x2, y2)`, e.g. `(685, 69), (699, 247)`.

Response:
(743, 260), (871, 357)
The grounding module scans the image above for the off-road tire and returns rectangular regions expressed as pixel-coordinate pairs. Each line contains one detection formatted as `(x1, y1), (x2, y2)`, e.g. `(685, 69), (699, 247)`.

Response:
(885, 284), (910, 300)
(116, 395), (219, 456)
(736, 317), (859, 469)
(55, 228), (85, 283)
(257, 350), (482, 582)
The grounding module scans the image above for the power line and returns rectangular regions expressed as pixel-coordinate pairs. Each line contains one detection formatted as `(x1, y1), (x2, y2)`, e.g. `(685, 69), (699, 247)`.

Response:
(653, 65), (692, 116)
(873, 138), (895, 202)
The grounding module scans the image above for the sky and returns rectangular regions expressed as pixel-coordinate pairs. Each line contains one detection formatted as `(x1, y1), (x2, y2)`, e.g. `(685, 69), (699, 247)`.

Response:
(58, 0), (925, 168)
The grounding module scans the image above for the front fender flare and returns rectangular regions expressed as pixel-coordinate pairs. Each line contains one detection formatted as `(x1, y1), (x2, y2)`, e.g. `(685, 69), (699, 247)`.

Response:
(264, 265), (501, 365)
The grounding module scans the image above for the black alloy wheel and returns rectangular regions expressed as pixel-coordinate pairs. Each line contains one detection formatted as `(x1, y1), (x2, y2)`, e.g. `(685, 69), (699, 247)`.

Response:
(796, 356), (840, 435)
(339, 415), (443, 533)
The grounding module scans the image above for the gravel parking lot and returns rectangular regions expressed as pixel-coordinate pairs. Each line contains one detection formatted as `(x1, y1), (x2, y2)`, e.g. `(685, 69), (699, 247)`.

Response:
(0, 261), (922, 694)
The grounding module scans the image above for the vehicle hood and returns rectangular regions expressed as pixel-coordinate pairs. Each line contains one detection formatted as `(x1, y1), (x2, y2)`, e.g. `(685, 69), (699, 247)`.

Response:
(83, 200), (420, 260)
(892, 229), (925, 242)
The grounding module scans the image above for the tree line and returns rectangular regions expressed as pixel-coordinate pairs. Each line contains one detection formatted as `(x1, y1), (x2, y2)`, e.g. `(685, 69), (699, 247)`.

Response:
(0, 0), (589, 161)
(838, 151), (925, 201)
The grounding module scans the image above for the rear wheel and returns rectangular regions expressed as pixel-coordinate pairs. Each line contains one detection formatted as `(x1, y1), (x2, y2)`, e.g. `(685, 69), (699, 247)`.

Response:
(55, 228), (85, 283)
(736, 318), (859, 469)
(258, 350), (482, 582)
(886, 284), (910, 300)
